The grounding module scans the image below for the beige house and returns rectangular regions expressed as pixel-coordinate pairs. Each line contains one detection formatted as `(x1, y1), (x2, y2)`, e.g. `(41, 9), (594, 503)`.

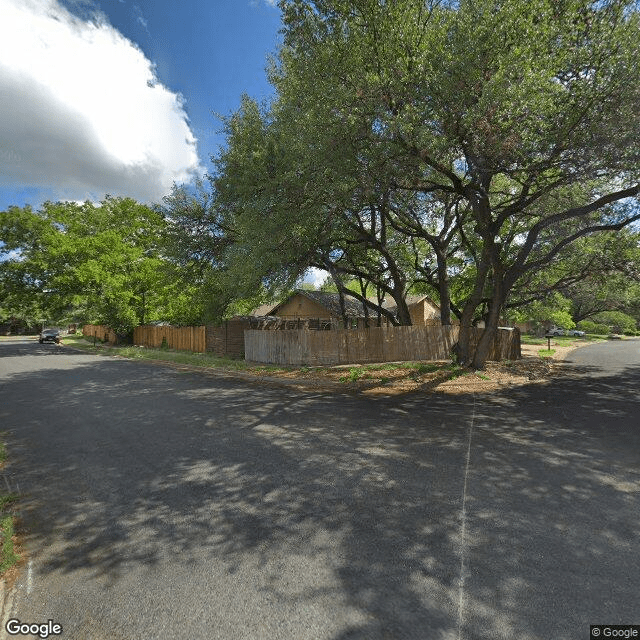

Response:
(382, 295), (449, 326)
(253, 290), (370, 327)
(252, 290), (454, 327)
(408, 295), (443, 326)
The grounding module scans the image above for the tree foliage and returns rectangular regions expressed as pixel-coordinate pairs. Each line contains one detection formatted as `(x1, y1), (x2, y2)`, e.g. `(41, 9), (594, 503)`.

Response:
(0, 197), (200, 333)
(590, 310), (638, 333)
(206, 0), (640, 367)
(501, 230), (640, 324)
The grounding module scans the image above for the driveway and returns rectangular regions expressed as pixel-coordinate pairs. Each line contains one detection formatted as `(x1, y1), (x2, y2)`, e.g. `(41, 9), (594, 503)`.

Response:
(0, 337), (638, 639)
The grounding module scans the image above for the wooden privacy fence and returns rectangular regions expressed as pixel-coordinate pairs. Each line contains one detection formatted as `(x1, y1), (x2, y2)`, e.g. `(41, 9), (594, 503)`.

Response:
(82, 324), (118, 344)
(133, 325), (206, 353)
(244, 325), (520, 366)
(206, 318), (252, 358)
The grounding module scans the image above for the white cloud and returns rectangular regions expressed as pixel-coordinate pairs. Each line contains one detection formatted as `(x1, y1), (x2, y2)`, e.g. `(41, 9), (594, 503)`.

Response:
(0, 0), (203, 204)
(304, 267), (329, 289)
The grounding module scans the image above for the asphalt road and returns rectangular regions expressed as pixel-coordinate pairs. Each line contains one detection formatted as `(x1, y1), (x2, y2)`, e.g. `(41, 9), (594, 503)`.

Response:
(0, 337), (638, 640)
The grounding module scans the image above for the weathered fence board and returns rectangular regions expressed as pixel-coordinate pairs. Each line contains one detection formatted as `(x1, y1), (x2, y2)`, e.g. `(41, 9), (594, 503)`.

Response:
(82, 324), (118, 344)
(133, 325), (206, 353)
(206, 318), (251, 358)
(244, 325), (520, 366)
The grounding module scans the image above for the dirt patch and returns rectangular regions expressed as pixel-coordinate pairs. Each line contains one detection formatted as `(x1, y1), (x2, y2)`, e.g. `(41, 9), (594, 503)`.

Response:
(244, 340), (592, 396)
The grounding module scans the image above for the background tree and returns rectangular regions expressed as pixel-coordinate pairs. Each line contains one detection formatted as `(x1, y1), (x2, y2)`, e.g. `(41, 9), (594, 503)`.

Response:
(508, 292), (577, 333)
(560, 231), (640, 323)
(588, 310), (638, 334)
(499, 230), (640, 325)
(0, 197), (195, 334)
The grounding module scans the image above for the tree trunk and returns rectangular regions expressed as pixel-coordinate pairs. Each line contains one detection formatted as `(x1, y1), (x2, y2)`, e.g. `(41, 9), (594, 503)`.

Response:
(454, 300), (479, 365)
(376, 286), (383, 326)
(454, 185), (503, 365)
(472, 262), (517, 369)
(391, 288), (412, 325)
(471, 296), (503, 370)
(435, 248), (452, 325)
(337, 286), (349, 328)
(453, 251), (492, 365)
(359, 277), (370, 328)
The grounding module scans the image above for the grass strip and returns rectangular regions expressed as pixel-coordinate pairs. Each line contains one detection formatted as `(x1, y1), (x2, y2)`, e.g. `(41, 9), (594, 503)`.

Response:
(0, 515), (19, 572)
(521, 334), (608, 346)
(0, 440), (20, 576)
(63, 335), (251, 371)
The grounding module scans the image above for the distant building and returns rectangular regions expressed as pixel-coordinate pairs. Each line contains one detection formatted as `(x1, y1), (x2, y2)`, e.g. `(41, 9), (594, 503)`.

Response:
(380, 295), (447, 326)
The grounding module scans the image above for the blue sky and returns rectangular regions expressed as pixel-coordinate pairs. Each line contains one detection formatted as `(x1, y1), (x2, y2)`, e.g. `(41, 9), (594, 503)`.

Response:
(0, 0), (283, 211)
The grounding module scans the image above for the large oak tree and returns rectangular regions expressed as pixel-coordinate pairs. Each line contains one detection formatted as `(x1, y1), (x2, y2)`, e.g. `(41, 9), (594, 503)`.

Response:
(271, 0), (640, 366)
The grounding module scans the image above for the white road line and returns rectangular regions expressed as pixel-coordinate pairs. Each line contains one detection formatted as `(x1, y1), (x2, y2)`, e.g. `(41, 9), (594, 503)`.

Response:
(26, 560), (33, 595)
(457, 392), (477, 640)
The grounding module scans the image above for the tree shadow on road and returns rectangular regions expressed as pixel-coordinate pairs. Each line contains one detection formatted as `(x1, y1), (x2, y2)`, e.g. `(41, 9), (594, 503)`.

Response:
(1, 346), (639, 640)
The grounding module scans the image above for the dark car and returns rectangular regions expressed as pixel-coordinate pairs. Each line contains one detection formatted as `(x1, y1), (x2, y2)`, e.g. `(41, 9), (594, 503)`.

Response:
(39, 328), (61, 344)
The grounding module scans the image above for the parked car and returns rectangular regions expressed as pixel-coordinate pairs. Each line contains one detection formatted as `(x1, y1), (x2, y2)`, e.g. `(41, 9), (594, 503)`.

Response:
(548, 327), (565, 336)
(39, 328), (61, 344)
(567, 329), (585, 337)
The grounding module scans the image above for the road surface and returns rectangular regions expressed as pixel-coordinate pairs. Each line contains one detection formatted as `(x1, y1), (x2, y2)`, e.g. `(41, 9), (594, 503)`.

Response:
(0, 337), (638, 639)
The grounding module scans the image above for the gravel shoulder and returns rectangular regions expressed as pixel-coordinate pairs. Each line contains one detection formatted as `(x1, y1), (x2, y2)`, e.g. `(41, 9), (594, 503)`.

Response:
(59, 335), (604, 396)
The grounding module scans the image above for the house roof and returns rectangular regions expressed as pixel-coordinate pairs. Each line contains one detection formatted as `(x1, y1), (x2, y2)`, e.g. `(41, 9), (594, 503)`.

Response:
(267, 289), (370, 318)
(253, 290), (440, 319)
(251, 303), (278, 317)
(382, 295), (440, 314)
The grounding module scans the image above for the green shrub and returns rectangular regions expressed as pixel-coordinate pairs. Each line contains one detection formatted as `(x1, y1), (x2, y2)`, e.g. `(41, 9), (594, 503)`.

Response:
(594, 324), (612, 335)
(592, 311), (637, 334)
(577, 320), (610, 335)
